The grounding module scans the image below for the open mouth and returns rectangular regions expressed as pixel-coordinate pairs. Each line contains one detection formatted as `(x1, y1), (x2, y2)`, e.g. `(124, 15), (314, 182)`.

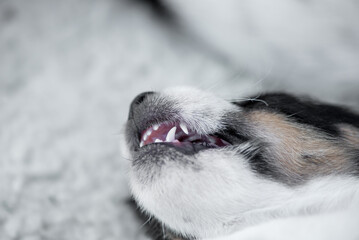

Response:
(139, 122), (230, 152)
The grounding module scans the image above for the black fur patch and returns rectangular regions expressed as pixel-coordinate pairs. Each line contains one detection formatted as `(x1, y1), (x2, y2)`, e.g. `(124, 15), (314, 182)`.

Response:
(247, 154), (280, 180)
(236, 93), (359, 137)
(214, 126), (249, 145)
(127, 198), (190, 240)
(236, 141), (282, 181)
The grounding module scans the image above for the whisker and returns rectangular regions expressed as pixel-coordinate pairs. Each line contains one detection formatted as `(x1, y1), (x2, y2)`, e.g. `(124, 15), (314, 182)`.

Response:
(139, 215), (152, 230)
(286, 111), (303, 118)
(233, 97), (269, 106)
(162, 223), (166, 240)
(119, 154), (132, 162)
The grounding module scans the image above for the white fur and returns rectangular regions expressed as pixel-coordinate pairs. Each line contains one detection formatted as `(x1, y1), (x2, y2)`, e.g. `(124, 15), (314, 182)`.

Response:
(207, 202), (359, 240)
(160, 87), (237, 134)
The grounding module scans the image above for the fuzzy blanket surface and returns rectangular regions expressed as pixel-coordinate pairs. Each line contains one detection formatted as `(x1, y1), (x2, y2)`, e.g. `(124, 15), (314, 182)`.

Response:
(0, 0), (358, 239)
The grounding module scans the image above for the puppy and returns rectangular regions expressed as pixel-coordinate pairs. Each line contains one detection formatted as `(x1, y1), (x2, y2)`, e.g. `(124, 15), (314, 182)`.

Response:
(122, 87), (359, 240)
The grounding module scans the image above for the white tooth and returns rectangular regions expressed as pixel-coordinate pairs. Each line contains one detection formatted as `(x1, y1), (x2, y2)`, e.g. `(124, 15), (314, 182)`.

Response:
(140, 141), (144, 147)
(209, 138), (216, 144)
(153, 124), (159, 131)
(166, 126), (177, 142)
(143, 128), (153, 142)
(180, 122), (189, 134)
(146, 129), (152, 136)
(155, 139), (163, 143)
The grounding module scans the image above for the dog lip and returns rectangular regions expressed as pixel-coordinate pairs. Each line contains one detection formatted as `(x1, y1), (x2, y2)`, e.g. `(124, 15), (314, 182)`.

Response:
(139, 121), (230, 149)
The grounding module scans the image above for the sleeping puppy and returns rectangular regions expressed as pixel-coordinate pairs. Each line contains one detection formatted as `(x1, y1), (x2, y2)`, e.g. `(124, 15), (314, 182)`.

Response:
(122, 87), (359, 240)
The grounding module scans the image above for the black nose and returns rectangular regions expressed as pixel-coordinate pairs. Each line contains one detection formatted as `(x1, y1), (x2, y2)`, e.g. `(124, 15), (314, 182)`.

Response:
(128, 91), (155, 120)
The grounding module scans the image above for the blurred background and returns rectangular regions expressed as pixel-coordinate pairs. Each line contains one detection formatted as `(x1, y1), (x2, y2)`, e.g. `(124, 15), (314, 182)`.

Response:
(0, 0), (358, 239)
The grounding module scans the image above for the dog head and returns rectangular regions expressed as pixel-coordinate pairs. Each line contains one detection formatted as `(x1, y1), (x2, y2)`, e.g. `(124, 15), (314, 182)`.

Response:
(122, 87), (359, 239)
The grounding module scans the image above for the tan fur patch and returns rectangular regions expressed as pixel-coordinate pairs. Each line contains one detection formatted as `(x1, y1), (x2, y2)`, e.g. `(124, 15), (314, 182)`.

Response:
(246, 111), (355, 181)
(338, 124), (359, 147)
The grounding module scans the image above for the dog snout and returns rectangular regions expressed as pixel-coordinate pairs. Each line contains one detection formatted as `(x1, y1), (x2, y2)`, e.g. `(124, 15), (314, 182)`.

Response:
(128, 91), (155, 120)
